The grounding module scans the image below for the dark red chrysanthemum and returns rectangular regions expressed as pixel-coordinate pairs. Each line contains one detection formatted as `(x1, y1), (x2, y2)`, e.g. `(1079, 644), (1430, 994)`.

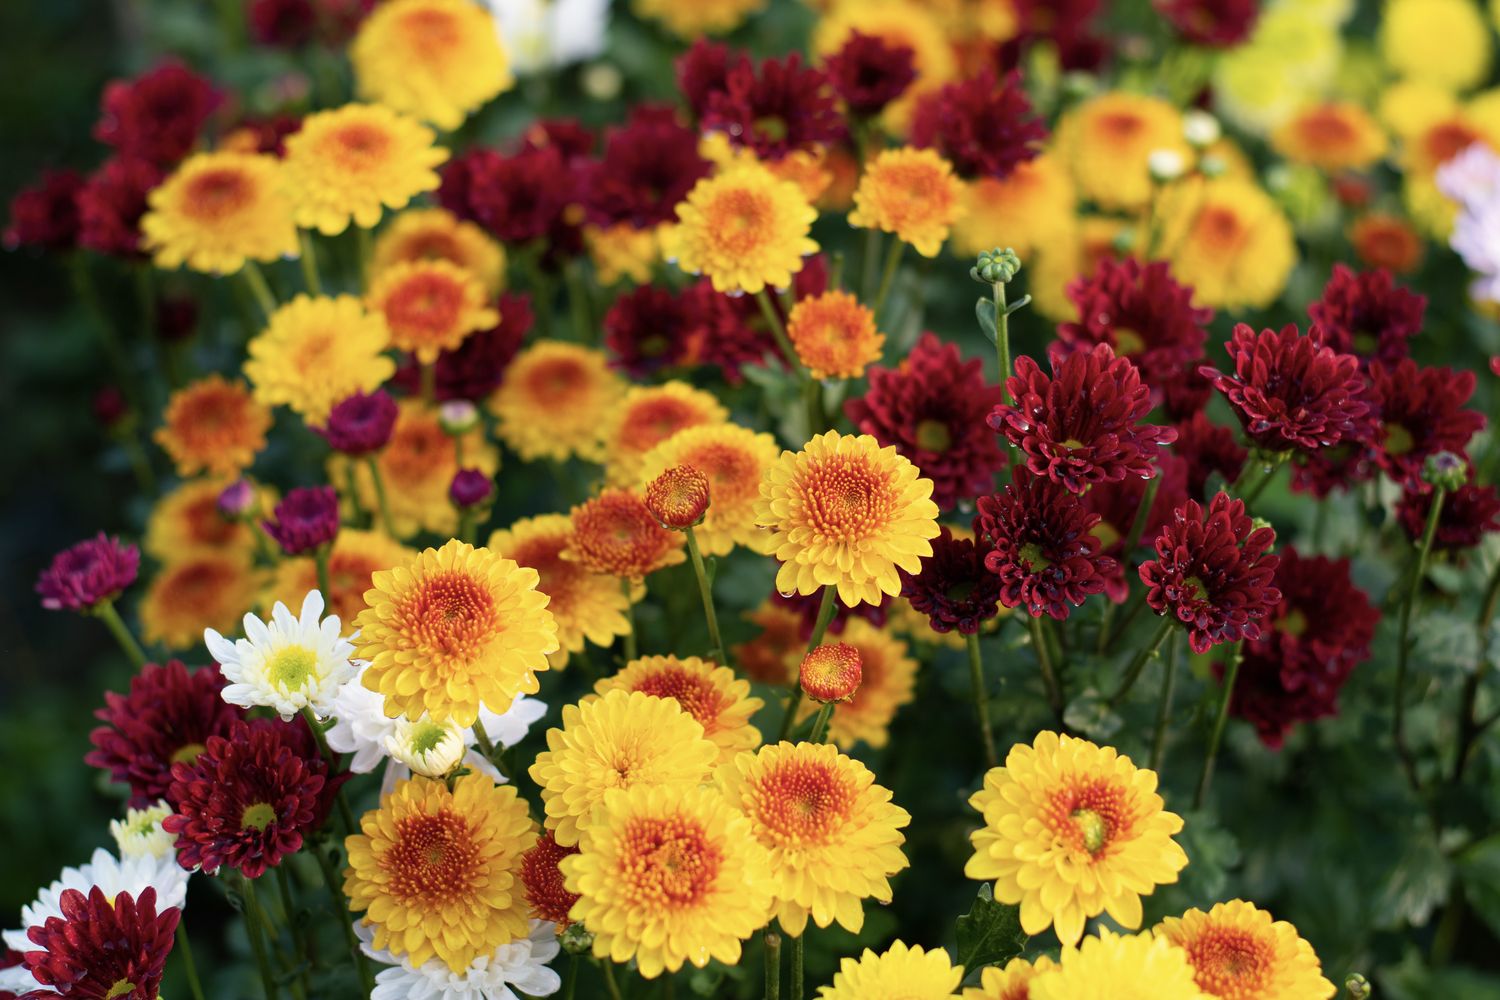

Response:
(319, 388), (398, 454)
(76, 157), (163, 259)
(773, 588), (889, 641)
(975, 466), (1116, 620)
(3, 169), (83, 252)
(1171, 412), (1248, 500)
(909, 68), (1047, 180)
(94, 62), (223, 166)
(1308, 265), (1426, 369)
(21, 886), (178, 1000)
(520, 118), (597, 162)
(692, 256), (830, 381)
(704, 53), (845, 161)
(249, 0), (374, 47)
(392, 291), (532, 402)
(845, 332), (1006, 510)
(1227, 547), (1378, 748)
(87, 660), (244, 808)
(989, 342), (1176, 494)
(262, 486), (340, 556)
(439, 147), (582, 257)
(1154, 0), (1260, 48)
(604, 284), (710, 378)
(824, 31), (917, 118)
(1397, 481), (1500, 553)
(520, 831), (581, 929)
(677, 39), (746, 121)
(1002, 0), (1109, 72)
(1286, 380), (1378, 498)
(900, 527), (1005, 634)
(1083, 453), (1189, 601)
(164, 719), (335, 878)
(585, 106), (711, 229)
(1201, 323), (1370, 454)
(1369, 360), (1487, 485)
(35, 533), (140, 612)
(449, 468), (493, 508)
(1138, 492), (1280, 654)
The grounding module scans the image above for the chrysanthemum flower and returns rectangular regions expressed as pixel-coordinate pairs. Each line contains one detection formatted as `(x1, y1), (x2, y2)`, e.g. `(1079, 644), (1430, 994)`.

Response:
(94, 61), (222, 165)
(261, 486), (340, 556)
(530, 689), (719, 847)
(795, 618), (918, 749)
(784, 290), (884, 380)
(662, 161), (818, 295)
(632, 0), (765, 37)
(966, 732), (1188, 945)
(1307, 264), (1425, 368)
(638, 423), (780, 556)
(562, 783), (774, 978)
(77, 155), (162, 258)
(3, 168), (83, 252)
(355, 539), (557, 727)
(519, 831), (580, 928)
(153, 375), (271, 477)
(702, 52), (843, 162)
(1139, 493), (1280, 654)
(1350, 214), (1424, 274)
(585, 106), (712, 230)
(267, 529), (410, 626)
(140, 152), (298, 274)
(817, 941), (963, 999)
(644, 464), (711, 530)
(962, 954), (1059, 999)
(1085, 455), (1190, 601)
(350, 0), (513, 131)
(139, 551), (259, 650)
(825, 31), (916, 118)
(489, 341), (624, 463)
(390, 292), (531, 403)
(111, 801), (176, 862)
(801, 642), (863, 702)
(1155, 900), (1336, 999)
(439, 146), (582, 252)
(1368, 360), (1487, 484)
(367, 259), (497, 364)
(1156, 0), (1259, 47)
(810, 1), (956, 119)
(20, 886), (179, 1000)
(244, 294), (396, 424)
(1171, 412), (1247, 500)
(586, 222), (660, 286)
(951, 154), (1077, 260)
(372, 207), (505, 295)
(345, 775), (534, 971)
(1056, 92), (1187, 211)
(847, 146), (963, 258)
(757, 431), (940, 608)
(1271, 102), (1387, 172)
(590, 656), (762, 764)
(901, 527), (1006, 635)
(563, 489), (686, 580)
(1029, 929), (1204, 1000)
(1380, 0), (1491, 93)
(355, 918), (562, 1000)
(1156, 177), (1296, 310)
(909, 68), (1047, 181)
(604, 382), (729, 486)
(205, 589), (355, 721)
(733, 602), (805, 686)
(35, 533), (139, 613)
(1397, 480), (1500, 553)
(601, 284), (708, 378)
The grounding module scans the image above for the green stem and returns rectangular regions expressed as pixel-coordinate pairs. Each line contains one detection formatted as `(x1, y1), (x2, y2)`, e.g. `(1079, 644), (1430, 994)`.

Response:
(684, 527), (726, 664)
(420, 362), (437, 405)
(992, 280), (1020, 471)
(1194, 640), (1244, 808)
(240, 877), (281, 1000)
(94, 600), (147, 668)
(1394, 487), (1446, 795)
(860, 227), (881, 302)
(601, 961), (625, 1000)
(300, 707), (356, 837)
(342, 463), (366, 527)
(789, 932), (804, 1000)
(777, 587), (838, 741)
(69, 254), (135, 405)
(564, 955), (579, 1000)
(1028, 615), (1065, 717)
(120, 432), (158, 497)
(1454, 556), (1500, 781)
(365, 456), (398, 538)
(275, 866), (313, 997)
(313, 546), (333, 604)
(965, 632), (999, 768)
(1102, 590), (1148, 655)
(355, 226), (374, 283)
(297, 231), (323, 295)
(764, 928), (781, 1000)
(1110, 617), (1177, 707)
(622, 577), (638, 662)
(871, 238), (903, 319)
(1123, 474), (1162, 559)
(565, 258), (594, 342)
(311, 840), (375, 994)
(807, 703), (835, 745)
(755, 289), (802, 375)
(241, 261), (278, 322)
(523, 255), (555, 340)
(176, 924), (207, 1000)
(1150, 632), (1179, 772)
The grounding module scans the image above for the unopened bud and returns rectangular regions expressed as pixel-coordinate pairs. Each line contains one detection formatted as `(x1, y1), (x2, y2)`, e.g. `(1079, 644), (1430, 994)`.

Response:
(1198, 154), (1228, 178)
(800, 642), (862, 703)
(217, 478), (258, 521)
(1344, 973), (1371, 999)
(438, 399), (480, 435)
(1148, 149), (1186, 183)
(560, 921), (595, 954)
(644, 465), (711, 530)
(387, 717), (466, 778)
(1183, 110), (1221, 149)
(1422, 451), (1467, 492)
(970, 248), (1022, 285)
(111, 802), (174, 860)
(449, 468), (494, 510)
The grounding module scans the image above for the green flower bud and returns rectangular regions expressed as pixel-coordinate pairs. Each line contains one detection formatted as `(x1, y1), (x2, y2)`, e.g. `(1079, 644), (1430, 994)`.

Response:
(1344, 973), (1371, 999)
(1423, 451), (1468, 491)
(970, 248), (1022, 285)
(560, 921), (595, 954)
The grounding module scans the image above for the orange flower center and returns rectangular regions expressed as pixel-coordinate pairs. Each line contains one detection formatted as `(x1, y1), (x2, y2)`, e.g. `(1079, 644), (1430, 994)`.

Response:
(182, 168), (255, 221)
(1194, 206), (1246, 251)
(525, 358), (586, 400)
(404, 232), (464, 265)
(1425, 122), (1482, 166)
(326, 121), (394, 171)
(1045, 778), (1131, 858)
(799, 456), (895, 542)
(183, 495), (239, 546)
(1295, 108), (1358, 150)
(618, 399), (707, 453)
(705, 187), (774, 255)
(619, 816), (723, 907)
(384, 809), (483, 906)
(384, 421), (452, 484)
(1185, 925), (1276, 997)
(383, 272), (467, 342)
(1095, 110), (1145, 142)
(509, 535), (581, 612)
(631, 667), (723, 727)
(754, 758), (855, 844)
(401, 8), (461, 56)
(394, 570), (499, 658)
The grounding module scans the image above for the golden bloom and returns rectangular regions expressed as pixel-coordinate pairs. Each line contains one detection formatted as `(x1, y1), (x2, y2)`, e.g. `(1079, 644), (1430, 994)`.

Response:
(1270, 103), (1387, 171)
(962, 955), (1059, 1000)
(145, 478), (273, 563)
(965, 731), (1189, 946)
(244, 294), (396, 424)
(797, 618), (918, 750)
(530, 689), (720, 847)
(605, 382), (729, 486)
(282, 103), (447, 236)
(734, 601), (804, 686)
(354, 539), (558, 726)
(366, 259), (498, 363)
(563, 489), (686, 580)
(756, 430), (940, 608)
(487, 514), (633, 669)
(661, 162), (819, 295)
(344, 775), (534, 972)
(817, 941), (964, 1000)
(153, 375), (271, 478)
(1380, 0), (1492, 94)
(1029, 930), (1205, 1000)
(637, 422), (780, 556)
(140, 552), (260, 650)
(631, 0), (765, 36)
(785, 291), (885, 380)
(848, 147), (965, 258)
(265, 529), (414, 625)
(644, 465), (712, 530)
(1030, 215), (1131, 323)
(799, 642), (862, 703)
(1351, 213), (1424, 274)
(490, 342), (625, 463)
(1156, 177), (1297, 310)
(1056, 92), (1189, 211)
(1155, 900), (1336, 1000)
(350, 0), (513, 131)
(590, 656), (762, 764)
(373, 208), (506, 295)
(141, 152), (298, 275)
(719, 741), (909, 936)
(951, 154), (1078, 260)
(587, 223), (660, 286)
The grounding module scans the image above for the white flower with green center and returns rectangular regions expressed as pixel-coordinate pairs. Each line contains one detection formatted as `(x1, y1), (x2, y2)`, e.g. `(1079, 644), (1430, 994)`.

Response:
(205, 589), (356, 721)
(110, 802), (174, 860)
(357, 918), (563, 1000)
(386, 717), (467, 778)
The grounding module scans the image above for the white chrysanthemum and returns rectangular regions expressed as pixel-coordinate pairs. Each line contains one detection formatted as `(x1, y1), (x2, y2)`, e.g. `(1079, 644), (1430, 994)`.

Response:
(484, 0), (608, 74)
(387, 717), (468, 777)
(1439, 145), (1500, 303)
(205, 590), (356, 720)
(357, 918), (563, 1000)
(110, 802), (175, 860)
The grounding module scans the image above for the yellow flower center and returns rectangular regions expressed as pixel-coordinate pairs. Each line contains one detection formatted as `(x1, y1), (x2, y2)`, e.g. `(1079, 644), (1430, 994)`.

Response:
(1070, 808), (1109, 855)
(915, 419), (952, 453)
(1113, 326), (1146, 355)
(171, 742), (207, 765)
(105, 979), (136, 1000)
(1091, 521), (1122, 550)
(1384, 423), (1414, 456)
(241, 801), (277, 831)
(1019, 543), (1053, 571)
(1278, 608), (1308, 637)
(268, 645), (318, 691)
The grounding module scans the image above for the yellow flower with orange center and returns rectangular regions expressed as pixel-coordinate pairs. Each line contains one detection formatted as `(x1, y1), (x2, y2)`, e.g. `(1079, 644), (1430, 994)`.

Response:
(1056, 92), (1189, 211)
(951, 154), (1078, 260)
(817, 941), (964, 999)
(785, 291), (885, 381)
(1156, 177), (1296, 310)
(141, 152), (298, 274)
(1029, 929), (1205, 1000)
(718, 741), (910, 936)
(265, 529), (414, 625)
(1400, 112), (1500, 237)
(282, 103), (448, 236)
(589, 656), (762, 764)
(1270, 102), (1388, 171)
(350, 0), (513, 131)
(140, 551), (260, 650)
(487, 514), (634, 669)
(733, 601), (805, 686)
(604, 382), (729, 486)
(848, 147), (965, 258)
(344, 775), (534, 972)
(354, 539), (558, 727)
(563, 488), (686, 580)
(756, 430), (940, 608)
(367, 259), (498, 364)
(699, 133), (833, 204)
(586, 222), (661, 285)
(561, 783), (775, 978)
(373, 208), (506, 296)
(530, 689), (720, 847)
(1154, 900), (1335, 1000)
(145, 478), (274, 563)
(965, 731), (1189, 946)
(795, 618), (918, 749)
(962, 955), (1059, 1000)
(662, 161), (819, 295)
(630, 0), (766, 37)
(637, 423), (780, 556)
(490, 342), (625, 462)
(244, 294), (396, 424)
(153, 375), (271, 478)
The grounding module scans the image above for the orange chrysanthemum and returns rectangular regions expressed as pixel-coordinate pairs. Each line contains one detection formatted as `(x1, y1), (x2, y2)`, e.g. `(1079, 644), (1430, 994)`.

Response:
(638, 422), (780, 556)
(848, 147), (964, 258)
(490, 342), (625, 463)
(153, 375), (272, 478)
(644, 465), (711, 530)
(141, 152), (298, 274)
(733, 601), (804, 686)
(373, 207), (506, 295)
(962, 955), (1059, 1000)
(800, 642), (862, 703)
(786, 290), (885, 380)
(796, 618), (918, 749)
(140, 551), (260, 650)
(1351, 213), (1424, 274)
(519, 830), (580, 929)
(563, 488), (686, 580)
(1271, 102), (1388, 172)
(588, 655), (763, 764)
(1155, 900), (1336, 1000)
(265, 528), (414, 625)
(605, 382), (729, 486)
(145, 478), (273, 563)
(367, 259), (498, 363)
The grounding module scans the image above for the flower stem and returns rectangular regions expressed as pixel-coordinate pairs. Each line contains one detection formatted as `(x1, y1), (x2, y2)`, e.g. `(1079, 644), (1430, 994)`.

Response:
(1110, 617), (1177, 707)
(241, 261), (278, 322)
(176, 924), (207, 1000)
(364, 456), (398, 538)
(1028, 615), (1064, 717)
(1394, 487), (1447, 794)
(240, 877), (281, 1000)
(275, 866), (313, 997)
(621, 577), (638, 661)
(991, 280), (1021, 472)
(764, 928), (781, 1000)
(871, 238), (904, 319)
(342, 463), (366, 527)
(755, 288), (801, 374)
(420, 362), (437, 405)
(297, 231), (322, 295)
(1453, 555), (1500, 780)
(311, 839), (374, 995)
(94, 599), (147, 668)
(789, 931), (805, 1000)
(860, 227), (882, 302)
(355, 226), (373, 283)
(565, 258), (594, 343)
(965, 632), (999, 768)
(601, 961), (625, 1000)
(807, 703), (835, 745)
(1150, 632), (1180, 773)
(684, 526), (726, 664)
(777, 587), (838, 740)
(313, 547), (333, 605)
(1194, 640), (1244, 808)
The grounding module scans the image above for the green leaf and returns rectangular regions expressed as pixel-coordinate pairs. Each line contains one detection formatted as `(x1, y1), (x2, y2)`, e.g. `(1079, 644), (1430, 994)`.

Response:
(976, 297), (998, 345)
(1063, 690), (1124, 741)
(1375, 833), (1452, 929)
(1457, 835), (1500, 941)
(955, 883), (1027, 972)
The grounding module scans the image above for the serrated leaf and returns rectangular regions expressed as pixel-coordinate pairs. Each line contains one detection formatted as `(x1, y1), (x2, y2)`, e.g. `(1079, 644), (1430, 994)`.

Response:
(976, 297), (998, 345)
(1376, 833), (1452, 929)
(956, 883), (1027, 972)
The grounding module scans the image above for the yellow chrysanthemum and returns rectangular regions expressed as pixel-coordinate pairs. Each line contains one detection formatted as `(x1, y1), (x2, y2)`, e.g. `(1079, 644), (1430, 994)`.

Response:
(561, 783), (775, 979)
(1400, 111), (1500, 236)
(1380, 0), (1491, 94)
(140, 551), (260, 650)
(373, 208), (506, 296)
(529, 689), (719, 847)
(604, 382), (730, 487)
(702, 135), (836, 206)
(153, 375), (271, 478)
(796, 618), (918, 750)
(1028, 216), (1131, 323)
(587, 223), (660, 286)
(1379, 79), (1460, 140)
(812, 0), (956, 129)
(662, 162), (819, 295)
(265, 529), (415, 626)
(590, 656), (762, 764)
(951, 154), (1078, 260)
(631, 0), (765, 37)
(350, 0), (513, 131)
(488, 514), (633, 669)
(489, 342), (625, 462)
(1270, 102), (1388, 171)
(282, 103), (447, 236)
(638, 423), (781, 556)
(344, 775), (533, 972)
(848, 147), (964, 258)
(141, 152), (298, 275)
(1156, 177), (1297, 310)
(756, 430), (941, 608)
(965, 731), (1189, 946)
(962, 955), (1059, 1000)
(1056, 93), (1188, 211)
(785, 291), (885, 380)
(719, 741), (910, 936)
(817, 941), (964, 1000)
(145, 478), (274, 563)
(354, 539), (558, 726)
(366, 259), (498, 363)
(1213, 8), (1341, 135)
(244, 294), (396, 423)
(1030, 929), (1205, 1000)
(1155, 900), (1335, 1000)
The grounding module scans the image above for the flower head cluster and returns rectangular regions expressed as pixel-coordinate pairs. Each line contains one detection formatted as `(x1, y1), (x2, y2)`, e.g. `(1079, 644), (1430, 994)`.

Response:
(19, 886), (180, 1000)
(154, 375), (271, 477)
(36, 534), (139, 613)
(910, 69), (1047, 180)
(589, 655), (762, 764)
(848, 147), (965, 257)
(4, 169), (84, 251)
(141, 151), (298, 274)
(245, 295), (396, 424)
(1308, 265), (1425, 368)
(205, 589), (355, 720)
(786, 290), (884, 380)
(1155, 900), (1336, 999)
(1397, 481), (1500, 553)
(824, 31), (916, 118)
(94, 62), (222, 165)
(702, 52), (844, 161)
(901, 527), (1006, 635)
(585, 106), (710, 229)
(1369, 360), (1486, 485)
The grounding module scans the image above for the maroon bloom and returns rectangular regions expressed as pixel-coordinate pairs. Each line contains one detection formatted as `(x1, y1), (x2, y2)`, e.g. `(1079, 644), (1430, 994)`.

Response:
(976, 466), (1116, 620)
(1083, 453), (1190, 602)
(21, 887), (178, 1000)
(989, 342), (1176, 494)
(36, 533), (140, 612)
(3, 169), (83, 252)
(1200, 323), (1369, 454)
(825, 31), (917, 118)
(319, 389), (398, 454)
(87, 660), (244, 808)
(1308, 265), (1425, 368)
(249, 0), (374, 47)
(604, 284), (707, 378)
(909, 68), (1047, 180)
(1002, 0), (1109, 72)
(1369, 360), (1486, 484)
(1397, 481), (1500, 553)
(900, 527), (1005, 634)
(690, 256), (831, 382)
(677, 39), (746, 121)
(772, 589), (889, 641)
(585, 106), (711, 229)
(439, 146), (581, 254)
(704, 52), (845, 161)
(1138, 493), (1281, 654)
(262, 486), (340, 556)
(392, 292), (532, 402)
(94, 62), (223, 166)
(76, 156), (163, 259)
(1154, 0), (1260, 48)
(1171, 412), (1248, 500)
(450, 468), (494, 508)
(845, 332), (1006, 509)
(520, 118), (597, 162)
